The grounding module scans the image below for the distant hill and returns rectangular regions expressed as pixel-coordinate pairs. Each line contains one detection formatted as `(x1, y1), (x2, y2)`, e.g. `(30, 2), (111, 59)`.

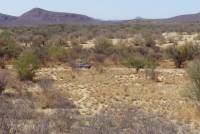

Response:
(0, 13), (17, 25)
(161, 12), (200, 23)
(0, 8), (200, 26)
(127, 12), (200, 24)
(0, 8), (101, 26)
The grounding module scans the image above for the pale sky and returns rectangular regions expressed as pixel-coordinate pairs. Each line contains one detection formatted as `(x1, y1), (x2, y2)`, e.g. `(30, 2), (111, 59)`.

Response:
(0, 0), (200, 20)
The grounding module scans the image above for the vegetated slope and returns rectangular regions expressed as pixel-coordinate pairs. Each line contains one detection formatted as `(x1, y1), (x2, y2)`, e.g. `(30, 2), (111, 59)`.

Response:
(0, 13), (17, 25)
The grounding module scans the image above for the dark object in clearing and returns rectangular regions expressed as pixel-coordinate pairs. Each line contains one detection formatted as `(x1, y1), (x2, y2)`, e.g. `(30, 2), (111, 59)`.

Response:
(76, 63), (92, 69)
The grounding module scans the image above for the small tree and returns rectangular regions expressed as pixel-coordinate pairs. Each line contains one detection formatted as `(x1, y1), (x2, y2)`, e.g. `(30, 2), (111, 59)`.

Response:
(166, 45), (187, 68)
(166, 43), (200, 68)
(124, 57), (147, 73)
(14, 52), (39, 81)
(187, 60), (200, 100)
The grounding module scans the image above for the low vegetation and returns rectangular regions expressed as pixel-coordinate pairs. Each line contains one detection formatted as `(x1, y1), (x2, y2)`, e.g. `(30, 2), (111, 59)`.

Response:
(123, 57), (147, 73)
(166, 42), (200, 68)
(0, 22), (200, 133)
(187, 60), (200, 100)
(72, 105), (186, 134)
(13, 51), (40, 81)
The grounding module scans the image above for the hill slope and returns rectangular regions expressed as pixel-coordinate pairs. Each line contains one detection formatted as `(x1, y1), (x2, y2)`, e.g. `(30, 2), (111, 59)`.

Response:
(0, 13), (17, 25)
(0, 8), (100, 26)
(162, 12), (200, 23)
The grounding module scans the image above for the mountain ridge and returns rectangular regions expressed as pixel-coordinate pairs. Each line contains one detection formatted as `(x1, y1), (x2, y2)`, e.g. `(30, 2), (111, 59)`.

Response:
(0, 8), (200, 26)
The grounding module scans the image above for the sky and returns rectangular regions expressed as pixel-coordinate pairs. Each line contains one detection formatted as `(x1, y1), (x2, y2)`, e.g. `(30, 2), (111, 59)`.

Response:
(0, 0), (200, 20)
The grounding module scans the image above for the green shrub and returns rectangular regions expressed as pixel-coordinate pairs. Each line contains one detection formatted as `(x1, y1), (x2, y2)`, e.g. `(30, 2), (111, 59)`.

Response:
(123, 57), (147, 73)
(14, 52), (39, 81)
(187, 60), (200, 100)
(166, 45), (187, 68)
(47, 44), (66, 60)
(0, 31), (21, 59)
(0, 42), (20, 58)
(166, 43), (200, 68)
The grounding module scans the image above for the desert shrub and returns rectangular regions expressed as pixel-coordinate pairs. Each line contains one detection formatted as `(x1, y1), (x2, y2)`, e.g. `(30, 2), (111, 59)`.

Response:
(187, 60), (200, 100)
(143, 33), (156, 47)
(166, 43), (200, 68)
(94, 38), (114, 55)
(38, 79), (75, 109)
(145, 60), (159, 81)
(0, 41), (21, 59)
(44, 89), (75, 109)
(47, 44), (66, 61)
(32, 34), (47, 46)
(37, 77), (54, 92)
(194, 33), (200, 40)
(183, 42), (200, 60)
(168, 37), (176, 43)
(132, 34), (145, 46)
(66, 43), (91, 70)
(31, 45), (48, 65)
(0, 71), (7, 94)
(166, 45), (187, 68)
(0, 58), (5, 69)
(0, 31), (11, 45)
(0, 31), (21, 59)
(71, 39), (80, 46)
(14, 52), (39, 81)
(136, 46), (150, 55)
(123, 57), (147, 73)
(67, 43), (83, 60)
(156, 34), (166, 44)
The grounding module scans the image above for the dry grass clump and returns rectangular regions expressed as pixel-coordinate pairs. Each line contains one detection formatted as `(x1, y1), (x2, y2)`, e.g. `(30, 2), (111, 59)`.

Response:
(72, 105), (187, 134)
(187, 59), (200, 101)
(0, 77), (79, 134)
(0, 95), (78, 134)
